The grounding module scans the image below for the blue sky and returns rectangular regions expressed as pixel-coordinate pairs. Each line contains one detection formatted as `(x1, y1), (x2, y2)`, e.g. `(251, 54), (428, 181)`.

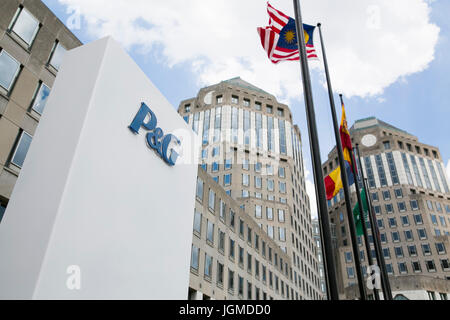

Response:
(41, 0), (450, 214)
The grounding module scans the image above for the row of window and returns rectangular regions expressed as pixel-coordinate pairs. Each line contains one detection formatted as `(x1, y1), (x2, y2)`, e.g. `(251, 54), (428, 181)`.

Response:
(190, 245), (295, 299)
(347, 258), (449, 279)
(185, 96), (286, 117)
(191, 108), (289, 155)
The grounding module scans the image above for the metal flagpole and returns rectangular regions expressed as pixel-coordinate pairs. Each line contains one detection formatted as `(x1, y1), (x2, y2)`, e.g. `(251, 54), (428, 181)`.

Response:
(316, 23), (367, 300)
(355, 144), (393, 300)
(292, 0), (339, 300)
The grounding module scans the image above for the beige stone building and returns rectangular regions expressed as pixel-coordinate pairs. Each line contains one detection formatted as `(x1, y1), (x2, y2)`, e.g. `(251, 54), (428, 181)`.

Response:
(0, 0), (82, 219)
(179, 78), (322, 300)
(322, 117), (450, 300)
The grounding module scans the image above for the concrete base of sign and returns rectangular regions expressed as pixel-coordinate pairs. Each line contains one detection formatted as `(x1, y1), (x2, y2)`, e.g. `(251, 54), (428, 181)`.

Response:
(0, 37), (198, 299)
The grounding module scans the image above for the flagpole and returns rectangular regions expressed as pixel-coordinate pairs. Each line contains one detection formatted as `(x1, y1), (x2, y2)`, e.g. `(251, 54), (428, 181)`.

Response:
(292, 0), (339, 300)
(316, 22), (366, 300)
(340, 95), (379, 300)
(355, 144), (393, 300)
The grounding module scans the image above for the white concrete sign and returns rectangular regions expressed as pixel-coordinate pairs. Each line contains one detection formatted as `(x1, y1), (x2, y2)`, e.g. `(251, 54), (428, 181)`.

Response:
(0, 37), (198, 299)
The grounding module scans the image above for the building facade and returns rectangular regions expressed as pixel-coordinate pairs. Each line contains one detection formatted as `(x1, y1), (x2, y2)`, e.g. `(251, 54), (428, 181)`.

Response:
(179, 77), (322, 300)
(322, 117), (450, 299)
(0, 0), (82, 221)
(312, 218), (337, 299)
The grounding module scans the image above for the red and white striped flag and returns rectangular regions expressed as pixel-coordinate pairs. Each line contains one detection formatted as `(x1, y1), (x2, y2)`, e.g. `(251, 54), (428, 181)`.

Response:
(257, 2), (318, 64)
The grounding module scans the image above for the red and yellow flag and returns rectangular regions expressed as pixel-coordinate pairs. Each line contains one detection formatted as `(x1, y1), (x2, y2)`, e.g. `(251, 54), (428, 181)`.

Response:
(324, 102), (355, 200)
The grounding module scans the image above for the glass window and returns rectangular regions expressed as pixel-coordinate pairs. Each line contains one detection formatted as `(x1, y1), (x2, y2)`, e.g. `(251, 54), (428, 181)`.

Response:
(229, 239), (235, 259)
(427, 159), (442, 193)
(255, 205), (262, 219)
(196, 178), (203, 200)
(228, 269), (234, 291)
(202, 109), (210, 145)
(401, 153), (414, 185)
(216, 95), (223, 104)
(419, 158), (432, 189)
(208, 189), (215, 211)
(191, 245), (199, 270)
(224, 174), (232, 186)
(410, 200), (419, 211)
(410, 155), (423, 187)
(375, 154), (388, 187)
(9, 7), (40, 45)
(48, 41), (67, 71)
(11, 131), (32, 168)
(204, 254), (212, 278)
(386, 152), (399, 185)
(278, 119), (286, 154)
(205, 220), (214, 243)
(242, 173), (249, 186)
(255, 176), (262, 189)
(266, 207), (273, 220)
(278, 209), (285, 222)
(193, 210), (201, 233)
(394, 188), (403, 198)
(0, 50), (20, 91)
(267, 225), (274, 239)
(397, 202), (406, 212)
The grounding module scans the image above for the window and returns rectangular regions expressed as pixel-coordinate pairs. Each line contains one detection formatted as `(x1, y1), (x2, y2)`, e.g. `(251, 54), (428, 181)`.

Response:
(229, 210), (235, 228)
(228, 269), (234, 291)
(11, 131), (32, 168)
(391, 231), (400, 242)
(247, 281), (252, 299)
(208, 190), (215, 211)
(9, 6), (40, 46)
(425, 260), (436, 272)
(277, 108), (284, 117)
(421, 243), (431, 255)
(398, 262), (407, 274)
(408, 245), (417, 256)
(231, 95), (239, 104)
(267, 225), (274, 239)
(386, 152), (399, 185)
(216, 95), (223, 104)
(0, 49), (20, 91)
(441, 259), (450, 271)
(229, 239), (235, 259)
(401, 153), (414, 185)
(207, 221), (214, 244)
(48, 41), (67, 71)
(371, 192), (379, 201)
(279, 227), (286, 241)
(238, 246), (244, 265)
(224, 174), (232, 187)
(242, 174), (249, 186)
(278, 209), (285, 222)
(279, 167), (285, 178)
(436, 242), (446, 255)
(225, 158), (232, 170)
(266, 105), (273, 113)
(401, 216), (410, 226)
(383, 190), (391, 201)
(394, 188), (403, 198)
(239, 219), (245, 237)
(255, 205), (262, 219)
(419, 158), (432, 189)
(410, 200), (419, 211)
(375, 154), (388, 187)
(385, 204), (394, 214)
(266, 207), (273, 220)
(196, 178), (204, 201)
(388, 217), (397, 228)
(191, 245), (199, 270)
(267, 179), (274, 192)
(247, 227), (252, 245)
(404, 230), (414, 241)
(204, 254), (213, 278)
(383, 248), (391, 259)
(383, 141), (391, 150)
(217, 262), (224, 286)
(243, 98), (250, 107)
(219, 230), (225, 252)
(278, 119), (286, 154)
(414, 213), (423, 225)
(345, 252), (353, 263)
(193, 210), (201, 234)
(279, 181), (286, 193)
(255, 176), (262, 189)
(247, 253), (252, 273)
(397, 202), (406, 212)
(418, 228), (427, 240)
(184, 104), (191, 112)
(202, 110), (210, 145)
(347, 267), (355, 279)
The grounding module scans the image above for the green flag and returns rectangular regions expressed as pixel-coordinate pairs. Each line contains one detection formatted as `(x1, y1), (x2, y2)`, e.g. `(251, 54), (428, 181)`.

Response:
(353, 188), (368, 236)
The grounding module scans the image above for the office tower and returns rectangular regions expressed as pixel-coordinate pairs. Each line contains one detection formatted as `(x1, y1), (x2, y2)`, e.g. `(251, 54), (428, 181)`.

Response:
(0, 0), (82, 221)
(179, 77), (322, 300)
(323, 117), (450, 300)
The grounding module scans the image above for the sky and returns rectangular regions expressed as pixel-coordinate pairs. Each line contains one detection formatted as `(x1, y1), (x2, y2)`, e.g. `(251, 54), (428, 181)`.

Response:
(42, 0), (450, 217)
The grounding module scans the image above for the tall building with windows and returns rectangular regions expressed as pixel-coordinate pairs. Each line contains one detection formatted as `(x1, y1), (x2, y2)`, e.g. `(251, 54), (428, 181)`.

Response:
(179, 77), (322, 300)
(322, 117), (450, 300)
(0, 0), (82, 221)
(312, 218), (337, 299)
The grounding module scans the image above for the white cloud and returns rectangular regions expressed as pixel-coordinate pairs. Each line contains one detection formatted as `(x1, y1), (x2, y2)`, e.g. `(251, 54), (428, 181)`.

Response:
(59, 0), (439, 101)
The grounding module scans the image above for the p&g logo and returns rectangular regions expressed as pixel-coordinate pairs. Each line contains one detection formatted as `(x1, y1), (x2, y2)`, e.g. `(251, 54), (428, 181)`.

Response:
(129, 102), (181, 166)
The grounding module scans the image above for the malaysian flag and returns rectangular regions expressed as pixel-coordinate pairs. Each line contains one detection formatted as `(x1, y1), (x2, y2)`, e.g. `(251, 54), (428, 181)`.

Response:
(257, 2), (318, 64)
